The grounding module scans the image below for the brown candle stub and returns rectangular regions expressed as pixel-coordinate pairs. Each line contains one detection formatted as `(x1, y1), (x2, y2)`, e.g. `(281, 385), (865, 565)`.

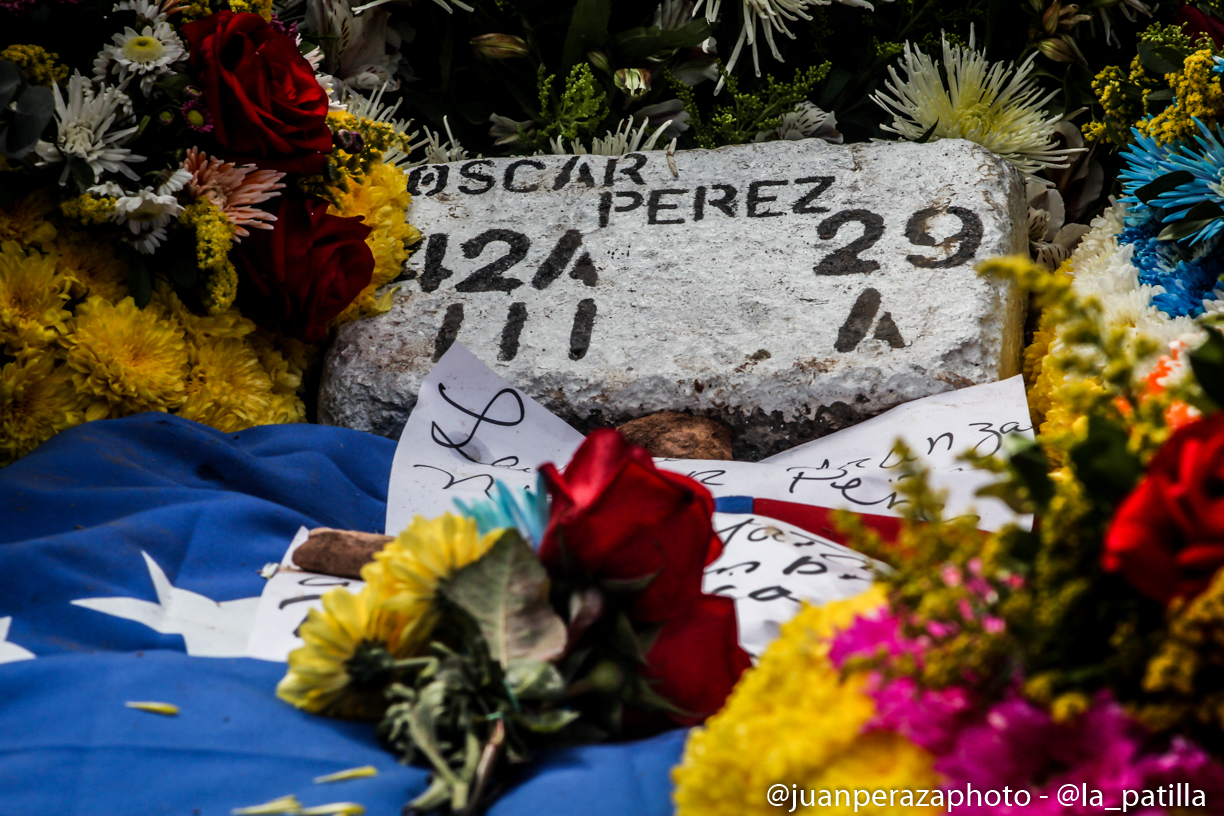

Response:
(292, 528), (393, 580)
(616, 411), (734, 460)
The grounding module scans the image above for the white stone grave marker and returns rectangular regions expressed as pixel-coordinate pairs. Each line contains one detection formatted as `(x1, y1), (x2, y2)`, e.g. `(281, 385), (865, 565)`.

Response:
(319, 138), (1027, 459)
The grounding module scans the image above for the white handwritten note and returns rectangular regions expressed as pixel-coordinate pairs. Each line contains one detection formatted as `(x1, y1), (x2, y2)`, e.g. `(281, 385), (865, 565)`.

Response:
(704, 512), (879, 658)
(384, 343), (585, 537)
(245, 527), (366, 662)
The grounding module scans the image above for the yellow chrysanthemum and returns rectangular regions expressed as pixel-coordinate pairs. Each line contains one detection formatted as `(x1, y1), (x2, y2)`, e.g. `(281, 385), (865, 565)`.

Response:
(178, 338), (280, 432)
(0, 190), (57, 247)
(673, 587), (940, 816)
(154, 281), (254, 343)
(0, 351), (86, 466)
(277, 572), (407, 720)
(363, 513), (503, 654)
(0, 240), (72, 353)
(63, 296), (189, 416)
(247, 328), (308, 424)
(52, 229), (129, 302)
(328, 161), (420, 326)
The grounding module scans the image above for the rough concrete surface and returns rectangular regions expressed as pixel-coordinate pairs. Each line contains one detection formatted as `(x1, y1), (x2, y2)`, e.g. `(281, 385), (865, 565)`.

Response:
(319, 138), (1027, 460)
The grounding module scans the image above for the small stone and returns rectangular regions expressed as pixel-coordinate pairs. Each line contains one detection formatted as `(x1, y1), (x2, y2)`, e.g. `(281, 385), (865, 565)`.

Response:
(292, 528), (393, 579)
(617, 412), (733, 460)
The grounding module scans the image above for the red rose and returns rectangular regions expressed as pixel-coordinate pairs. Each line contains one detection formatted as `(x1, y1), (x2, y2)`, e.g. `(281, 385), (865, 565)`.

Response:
(1103, 413), (1224, 604)
(1178, 5), (1224, 49)
(235, 194), (373, 343)
(182, 11), (333, 173)
(540, 429), (751, 724)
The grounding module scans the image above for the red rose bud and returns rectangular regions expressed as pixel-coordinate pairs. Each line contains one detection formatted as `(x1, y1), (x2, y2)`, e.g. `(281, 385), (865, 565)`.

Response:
(182, 11), (333, 173)
(539, 429), (750, 726)
(1178, 5), (1224, 49)
(235, 193), (373, 343)
(1103, 412), (1224, 604)
(470, 33), (530, 60)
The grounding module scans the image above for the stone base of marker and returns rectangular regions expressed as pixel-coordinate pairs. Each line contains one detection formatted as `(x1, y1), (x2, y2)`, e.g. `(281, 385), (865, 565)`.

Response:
(617, 411), (734, 460)
(320, 138), (1028, 460)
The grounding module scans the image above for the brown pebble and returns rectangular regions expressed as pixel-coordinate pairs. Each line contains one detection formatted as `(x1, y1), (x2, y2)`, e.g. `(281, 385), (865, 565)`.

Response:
(292, 528), (394, 579)
(616, 411), (734, 460)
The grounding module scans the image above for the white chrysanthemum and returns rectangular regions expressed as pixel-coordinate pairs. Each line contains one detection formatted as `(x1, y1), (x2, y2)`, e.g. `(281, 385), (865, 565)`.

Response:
(420, 116), (471, 165)
(94, 23), (186, 95)
(754, 101), (842, 144)
(112, 0), (175, 24)
(112, 169), (191, 254)
(34, 73), (145, 187)
(693, 0), (887, 84)
(549, 117), (674, 157)
(871, 34), (1081, 181)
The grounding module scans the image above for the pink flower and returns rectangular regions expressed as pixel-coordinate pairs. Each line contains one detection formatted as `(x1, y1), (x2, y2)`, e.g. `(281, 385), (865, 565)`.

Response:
(180, 147), (286, 239)
(182, 98), (213, 133)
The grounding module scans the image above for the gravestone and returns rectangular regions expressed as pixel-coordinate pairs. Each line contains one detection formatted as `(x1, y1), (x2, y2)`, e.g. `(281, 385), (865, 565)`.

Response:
(319, 138), (1028, 460)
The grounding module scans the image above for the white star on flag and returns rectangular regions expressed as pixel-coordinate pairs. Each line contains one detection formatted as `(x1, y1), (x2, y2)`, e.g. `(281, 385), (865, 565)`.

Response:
(73, 551), (260, 657)
(0, 617), (35, 664)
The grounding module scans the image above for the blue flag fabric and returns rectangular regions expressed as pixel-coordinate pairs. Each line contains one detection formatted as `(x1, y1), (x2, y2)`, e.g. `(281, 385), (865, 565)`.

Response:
(0, 415), (685, 816)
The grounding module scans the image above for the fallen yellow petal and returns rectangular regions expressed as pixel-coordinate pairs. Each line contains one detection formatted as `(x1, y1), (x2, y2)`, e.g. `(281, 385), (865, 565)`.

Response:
(299, 804), (365, 816)
(124, 701), (179, 716)
(230, 795), (302, 815)
(313, 766), (378, 784)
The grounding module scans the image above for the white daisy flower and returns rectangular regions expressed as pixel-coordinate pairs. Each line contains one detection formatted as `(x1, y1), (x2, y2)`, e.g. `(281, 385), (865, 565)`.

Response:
(754, 101), (842, 144)
(112, 0), (174, 24)
(871, 33), (1082, 182)
(95, 22), (186, 95)
(34, 72), (145, 187)
(693, 0), (888, 86)
(112, 169), (191, 254)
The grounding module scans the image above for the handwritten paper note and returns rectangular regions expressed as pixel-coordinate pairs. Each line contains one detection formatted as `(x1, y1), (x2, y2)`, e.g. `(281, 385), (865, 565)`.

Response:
(658, 375), (1034, 532)
(704, 512), (879, 658)
(384, 343), (585, 536)
(245, 527), (366, 662)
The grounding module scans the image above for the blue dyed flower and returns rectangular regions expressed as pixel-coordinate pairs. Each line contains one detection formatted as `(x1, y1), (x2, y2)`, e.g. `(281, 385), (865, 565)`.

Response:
(453, 474), (550, 549)
(1214, 55), (1224, 76)
(1120, 127), (1180, 222)
(1117, 212), (1224, 318)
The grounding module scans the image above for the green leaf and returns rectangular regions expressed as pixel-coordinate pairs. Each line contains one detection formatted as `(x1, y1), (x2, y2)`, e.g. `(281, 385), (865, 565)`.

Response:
(1137, 41), (1182, 76)
(0, 62), (24, 112)
(127, 253), (153, 308)
(1002, 433), (1056, 510)
(515, 708), (581, 733)
(439, 530), (567, 668)
(67, 155), (96, 188)
(1134, 170), (1194, 204)
(1155, 201), (1224, 241)
(1, 85), (53, 160)
(153, 72), (192, 101)
(914, 119), (939, 144)
(561, 0), (611, 74)
(504, 659), (566, 701)
(1189, 326), (1224, 408)
(612, 19), (712, 64)
(1068, 415), (1144, 504)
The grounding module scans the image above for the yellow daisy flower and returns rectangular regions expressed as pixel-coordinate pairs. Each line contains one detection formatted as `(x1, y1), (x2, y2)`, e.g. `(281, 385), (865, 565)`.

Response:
(63, 296), (189, 416)
(52, 229), (129, 303)
(365, 513), (503, 655)
(673, 587), (940, 816)
(0, 240), (72, 354)
(0, 190), (58, 247)
(277, 573), (407, 720)
(178, 337), (279, 433)
(0, 351), (86, 466)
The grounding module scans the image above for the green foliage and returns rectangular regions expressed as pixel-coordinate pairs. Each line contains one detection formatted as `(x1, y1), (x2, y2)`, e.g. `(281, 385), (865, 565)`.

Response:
(519, 63), (609, 151)
(668, 62), (831, 149)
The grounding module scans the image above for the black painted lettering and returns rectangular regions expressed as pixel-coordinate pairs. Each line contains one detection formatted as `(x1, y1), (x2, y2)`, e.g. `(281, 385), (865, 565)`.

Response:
(433, 303), (464, 361)
(554, 157), (596, 189)
(598, 191), (613, 227)
(693, 185), (707, 220)
(456, 229), (529, 292)
(705, 184), (736, 217)
(835, 288), (881, 353)
(570, 252), (598, 286)
(418, 233), (453, 293)
(569, 298), (596, 360)
(458, 160), (495, 194)
(407, 165), (449, 197)
(603, 158), (618, 186)
(618, 153), (648, 184)
(499, 302), (527, 361)
(905, 206), (983, 268)
(814, 209), (885, 276)
(647, 188), (686, 225)
(747, 180), (788, 217)
(792, 176), (833, 214)
(533, 230), (583, 289)
(872, 312), (905, 348)
(503, 159), (544, 192)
